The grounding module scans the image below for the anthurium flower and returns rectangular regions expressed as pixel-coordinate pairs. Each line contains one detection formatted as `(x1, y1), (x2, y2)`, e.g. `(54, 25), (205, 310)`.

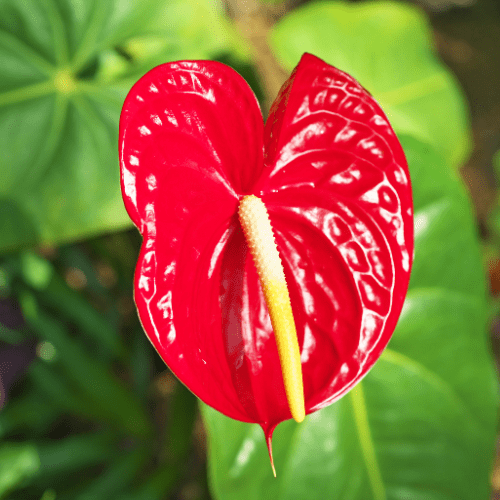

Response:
(119, 53), (413, 469)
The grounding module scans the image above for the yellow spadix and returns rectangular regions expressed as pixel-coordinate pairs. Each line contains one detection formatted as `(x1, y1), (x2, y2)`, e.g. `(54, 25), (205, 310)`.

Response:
(238, 195), (305, 424)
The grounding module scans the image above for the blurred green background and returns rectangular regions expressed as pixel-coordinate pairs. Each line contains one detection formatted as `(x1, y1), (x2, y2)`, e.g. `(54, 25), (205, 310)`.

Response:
(1, 0), (500, 499)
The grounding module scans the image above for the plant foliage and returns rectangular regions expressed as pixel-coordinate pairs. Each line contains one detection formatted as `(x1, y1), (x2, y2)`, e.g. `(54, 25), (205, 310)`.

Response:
(0, 0), (246, 252)
(202, 2), (499, 499)
(0, 1), (497, 499)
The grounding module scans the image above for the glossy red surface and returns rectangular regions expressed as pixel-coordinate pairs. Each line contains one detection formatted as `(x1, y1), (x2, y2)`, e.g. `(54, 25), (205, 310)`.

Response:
(119, 53), (413, 439)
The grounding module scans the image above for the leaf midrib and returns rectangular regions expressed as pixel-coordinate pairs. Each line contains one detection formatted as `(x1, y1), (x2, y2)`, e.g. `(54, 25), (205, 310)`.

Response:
(382, 348), (482, 430)
(0, 29), (54, 75)
(377, 71), (450, 107)
(0, 80), (56, 107)
(350, 383), (387, 500)
(40, 0), (69, 65)
(13, 92), (69, 193)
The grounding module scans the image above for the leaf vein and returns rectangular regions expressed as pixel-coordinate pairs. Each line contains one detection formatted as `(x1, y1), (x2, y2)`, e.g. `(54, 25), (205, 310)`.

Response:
(0, 80), (55, 108)
(70, 2), (108, 72)
(40, 0), (69, 64)
(382, 348), (481, 428)
(0, 30), (54, 75)
(378, 72), (449, 106)
(17, 93), (68, 192)
(350, 383), (387, 500)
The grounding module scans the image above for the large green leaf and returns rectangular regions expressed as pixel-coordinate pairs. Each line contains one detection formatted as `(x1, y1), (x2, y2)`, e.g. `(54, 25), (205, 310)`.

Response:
(269, 1), (471, 170)
(201, 136), (498, 499)
(0, 0), (246, 252)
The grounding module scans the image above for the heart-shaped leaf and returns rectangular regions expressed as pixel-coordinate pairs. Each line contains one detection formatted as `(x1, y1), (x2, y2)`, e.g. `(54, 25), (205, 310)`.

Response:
(201, 135), (498, 499)
(0, 0), (245, 252)
(269, 1), (471, 170)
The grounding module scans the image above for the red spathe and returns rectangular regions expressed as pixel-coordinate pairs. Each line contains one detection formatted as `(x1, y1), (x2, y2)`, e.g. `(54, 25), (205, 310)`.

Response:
(119, 53), (413, 443)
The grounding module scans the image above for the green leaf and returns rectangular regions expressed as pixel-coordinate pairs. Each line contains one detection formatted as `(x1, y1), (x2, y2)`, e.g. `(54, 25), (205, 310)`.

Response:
(0, 0), (247, 252)
(0, 434), (117, 497)
(119, 464), (179, 500)
(202, 136), (498, 499)
(28, 361), (99, 419)
(0, 389), (58, 438)
(166, 382), (198, 461)
(20, 251), (53, 289)
(269, 1), (471, 170)
(0, 199), (38, 250)
(72, 447), (148, 500)
(22, 295), (152, 438)
(36, 432), (116, 477)
(20, 250), (124, 359)
(403, 137), (484, 297)
(117, 383), (199, 500)
(130, 331), (152, 397)
(0, 443), (40, 498)
(121, 0), (249, 65)
(0, 323), (24, 344)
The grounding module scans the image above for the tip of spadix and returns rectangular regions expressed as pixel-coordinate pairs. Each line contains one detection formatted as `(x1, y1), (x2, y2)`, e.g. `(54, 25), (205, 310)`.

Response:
(293, 409), (305, 423)
(289, 385), (306, 423)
